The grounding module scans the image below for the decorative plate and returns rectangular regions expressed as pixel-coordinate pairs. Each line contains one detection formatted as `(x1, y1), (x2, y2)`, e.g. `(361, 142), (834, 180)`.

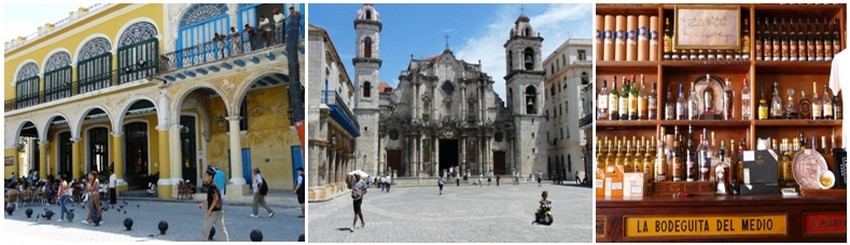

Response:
(792, 149), (829, 189)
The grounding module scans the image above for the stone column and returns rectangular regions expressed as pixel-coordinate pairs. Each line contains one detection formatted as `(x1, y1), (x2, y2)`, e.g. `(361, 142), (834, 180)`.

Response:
(227, 116), (247, 190)
(460, 136), (467, 175)
(308, 144), (320, 187)
(111, 132), (125, 188)
(169, 125), (182, 198)
(71, 138), (81, 180)
(156, 127), (171, 198)
(39, 140), (48, 179)
(416, 135), (422, 177)
(433, 138), (440, 177)
(328, 150), (336, 186)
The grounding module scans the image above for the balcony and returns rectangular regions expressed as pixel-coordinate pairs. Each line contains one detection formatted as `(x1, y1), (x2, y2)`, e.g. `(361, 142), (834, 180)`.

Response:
(323, 90), (360, 137)
(579, 114), (592, 128)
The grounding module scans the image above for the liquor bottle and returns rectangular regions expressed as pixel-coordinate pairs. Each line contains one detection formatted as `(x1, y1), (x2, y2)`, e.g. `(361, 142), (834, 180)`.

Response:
(672, 132), (683, 182)
(832, 18), (841, 58)
(676, 83), (687, 120)
(633, 136), (642, 173)
(821, 136), (829, 155)
(623, 137), (633, 172)
(710, 131), (720, 174)
(644, 136), (656, 181)
(797, 18), (807, 61)
(698, 129), (711, 181)
(723, 78), (735, 120)
(742, 78), (752, 120)
(629, 75), (639, 120)
(763, 17), (773, 61)
(758, 80), (769, 120)
(770, 81), (784, 119)
(772, 18), (781, 61)
(807, 18), (816, 61)
(834, 91), (842, 120)
(698, 49), (706, 60)
(686, 125), (697, 182)
(780, 139), (793, 187)
(606, 138), (615, 168)
(824, 17), (833, 61)
(620, 77), (629, 120)
(780, 18), (789, 61)
(790, 18), (799, 61)
(815, 18), (823, 61)
(812, 82), (822, 120)
(785, 88), (798, 119)
(649, 82), (658, 120)
(609, 78), (619, 120)
(597, 138), (606, 167)
(799, 89), (812, 119)
(638, 75), (648, 120)
(663, 17), (673, 60)
(815, 135), (826, 155)
(665, 85), (675, 120)
(615, 137), (624, 168)
(823, 84), (833, 120)
(729, 139), (738, 192)
(656, 129), (668, 182)
(736, 139), (746, 186)
(715, 140), (731, 194)
(688, 81), (700, 120)
(755, 18), (763, 61)
(742, 17), (751, 60)
(598, 79), (609, 120)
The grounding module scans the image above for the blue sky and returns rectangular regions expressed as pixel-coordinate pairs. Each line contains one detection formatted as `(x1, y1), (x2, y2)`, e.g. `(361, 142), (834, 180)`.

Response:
(310, 4), (592, 98)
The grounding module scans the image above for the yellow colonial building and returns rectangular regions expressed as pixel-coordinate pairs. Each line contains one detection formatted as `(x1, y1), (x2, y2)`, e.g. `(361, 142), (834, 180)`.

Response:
(4, 3), (304, 199)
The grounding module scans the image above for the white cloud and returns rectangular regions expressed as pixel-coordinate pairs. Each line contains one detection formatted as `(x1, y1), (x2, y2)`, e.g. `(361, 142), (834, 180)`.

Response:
(454, 4), (592, 101)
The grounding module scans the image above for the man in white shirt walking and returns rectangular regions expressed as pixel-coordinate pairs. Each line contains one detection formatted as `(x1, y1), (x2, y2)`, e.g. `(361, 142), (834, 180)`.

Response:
(250, 168), (274, 218)
(108, 169), (117, 204)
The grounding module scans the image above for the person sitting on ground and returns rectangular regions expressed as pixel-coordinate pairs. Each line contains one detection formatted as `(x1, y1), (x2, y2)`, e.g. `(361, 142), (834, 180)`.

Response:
(147, 182), (158, 197)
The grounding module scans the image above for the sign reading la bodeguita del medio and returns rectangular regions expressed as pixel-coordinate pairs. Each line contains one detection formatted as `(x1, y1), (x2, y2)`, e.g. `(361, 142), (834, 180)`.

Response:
(624, 214), (787, 237)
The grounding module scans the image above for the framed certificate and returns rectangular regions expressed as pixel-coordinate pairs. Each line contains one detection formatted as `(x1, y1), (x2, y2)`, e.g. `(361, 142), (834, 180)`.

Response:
(674, 5), (741, 50)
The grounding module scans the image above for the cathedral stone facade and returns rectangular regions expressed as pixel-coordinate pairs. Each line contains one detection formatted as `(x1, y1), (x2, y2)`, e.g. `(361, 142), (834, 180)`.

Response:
(353, 4), (547, 183)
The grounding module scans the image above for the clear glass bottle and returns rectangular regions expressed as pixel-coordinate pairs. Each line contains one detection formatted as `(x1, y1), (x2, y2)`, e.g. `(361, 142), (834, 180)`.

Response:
(742, 78), (752, 120)
(688, 81), (700, 120)
(623, 137), (633, 172)
(834, 91), (842, 120)
(771, 81), (784, 119)
(823, 84), (833, 120)
(698, 129), (711, 181)
(597, 79), (609, 120)
(714, 140), (731, 194)
(812, 82), (822, 120)
(723, 78), (735, 120)
(656, 128), (668, 182)
(665, 85), (675, 120)
(609, 78), (619, 120)
(686, 124), (697, 182)
(676, 83), (687, 120)
(785, 88), (798, 119)
(638, 75), (648, 120)
(648, 83), (658, 120)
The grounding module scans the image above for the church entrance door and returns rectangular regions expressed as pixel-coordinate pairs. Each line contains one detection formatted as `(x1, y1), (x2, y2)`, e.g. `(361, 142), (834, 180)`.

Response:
(387, 150), (402, 175)
(438, 139), (459, 176)
(493, 151), (506, 175)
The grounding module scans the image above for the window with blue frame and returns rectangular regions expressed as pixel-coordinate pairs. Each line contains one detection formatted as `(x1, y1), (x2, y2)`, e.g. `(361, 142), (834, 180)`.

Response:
(15, 62), (40, 109)
(77, 37), (113, 94)
(178, 4), (230, 69)
(44, 51), (72, 102)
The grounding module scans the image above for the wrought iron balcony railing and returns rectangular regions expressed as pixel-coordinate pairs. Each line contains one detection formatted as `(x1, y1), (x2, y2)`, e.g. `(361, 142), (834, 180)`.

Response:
(5, 70), (122, 112)
(159, 27), (289, 74)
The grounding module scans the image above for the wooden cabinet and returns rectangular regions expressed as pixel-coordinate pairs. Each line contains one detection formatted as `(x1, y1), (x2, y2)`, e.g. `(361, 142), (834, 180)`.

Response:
(595, 4), (846, 242)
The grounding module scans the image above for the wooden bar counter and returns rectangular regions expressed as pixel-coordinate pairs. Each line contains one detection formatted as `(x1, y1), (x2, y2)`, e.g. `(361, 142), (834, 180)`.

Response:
(596, 194), (847, 242)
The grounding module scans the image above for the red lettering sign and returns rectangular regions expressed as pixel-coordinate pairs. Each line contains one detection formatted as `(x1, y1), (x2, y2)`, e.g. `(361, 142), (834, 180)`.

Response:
(804, 213), (847, 234)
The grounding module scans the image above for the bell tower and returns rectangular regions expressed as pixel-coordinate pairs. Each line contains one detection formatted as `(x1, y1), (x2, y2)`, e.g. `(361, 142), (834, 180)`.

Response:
(353, 4), (382, 176)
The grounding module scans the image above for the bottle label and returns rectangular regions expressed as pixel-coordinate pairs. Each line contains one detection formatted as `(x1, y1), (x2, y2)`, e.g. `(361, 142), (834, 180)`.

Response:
(824, 103), (833, 117)
(629, 30), (637, 41)
(609, 95), (619, 113)
(638, 98), (648, 118)
(813, 103), (822, 119)
(639, 27), (649, 41)
(598, 95), (608, 109)
(617, 30), (625, 40)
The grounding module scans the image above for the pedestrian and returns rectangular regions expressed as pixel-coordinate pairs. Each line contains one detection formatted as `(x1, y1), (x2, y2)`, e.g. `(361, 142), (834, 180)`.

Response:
(259, 15), (271, 48)
(478, 174), (483, 187)
(9, 172), (16, 185)
(487, 172), (492, 186)
(379, 176), (385, 192)
(273, 8), (285, 45)
(250, 168), (274, 218)
(537, 170), (543, 187)
(83, 171), (102, 225)
(57, 175), (71, 222)
(213, 33), (225, 58)
(243, 24), (256, 51)
(229, 27), (242, 55)
(456, 172), (460, 186)
(438, 175), (445, 195)
(199, 167), (229, 241)
(350, 174), (367, 232)
(108, 169), (117, 204)
(496, 175), (501, 186)
(384, 175), (392, 192)
(295, 167), (305, 218)
(214, 166), (226, 196)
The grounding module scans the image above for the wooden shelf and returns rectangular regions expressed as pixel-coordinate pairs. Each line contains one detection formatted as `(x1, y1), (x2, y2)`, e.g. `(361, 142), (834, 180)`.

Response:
(660, 119), (752, 128)
(596, 61), (658, 74)
(755, 119), (843, 127)
(755, 61), (833, 74)
(661, 60), (752, 73)
(754, 4), (845, 14)
(596, 4), (659, 15)
(596, 120), (658, 128)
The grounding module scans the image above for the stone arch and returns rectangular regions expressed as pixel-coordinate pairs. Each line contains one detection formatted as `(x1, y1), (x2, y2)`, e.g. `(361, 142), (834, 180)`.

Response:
(231, 69), (288, 116)
(171, 83), (232, 121)
(525, 85), (537, 114)
(114, 95), (160, 135)
(39, 112), (73, 143)
(72, 105), (114, 140)
(9, 118), (38, 147)
(75, 34), (112, 61)
(113, 18), (160, 51)
(41, 48), (73, 72)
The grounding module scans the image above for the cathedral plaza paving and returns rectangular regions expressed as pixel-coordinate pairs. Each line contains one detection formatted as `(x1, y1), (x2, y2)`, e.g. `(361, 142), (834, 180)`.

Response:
(308, 182), (591, 242)
(3, 199), (304, 241)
